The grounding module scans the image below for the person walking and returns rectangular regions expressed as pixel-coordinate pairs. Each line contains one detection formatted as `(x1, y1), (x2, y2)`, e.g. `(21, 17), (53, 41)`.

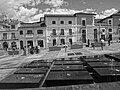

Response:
(101, 38), (104, 50)
(22, 46), (26, 56)
(37, 45), (40, 53)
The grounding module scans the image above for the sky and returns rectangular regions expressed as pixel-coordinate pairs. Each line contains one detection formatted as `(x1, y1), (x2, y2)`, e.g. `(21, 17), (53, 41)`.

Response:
(0, 0), (119, 22)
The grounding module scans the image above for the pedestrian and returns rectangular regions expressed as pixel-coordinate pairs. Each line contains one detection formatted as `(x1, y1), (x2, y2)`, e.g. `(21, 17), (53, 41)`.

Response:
(35, 46), (39, 54)
(30, 46), (34, 54)
(101, 38), (104, 50)
(22, 46), (26, 56)
(108, 38), (111, 46)
(38, 45), (40, 53)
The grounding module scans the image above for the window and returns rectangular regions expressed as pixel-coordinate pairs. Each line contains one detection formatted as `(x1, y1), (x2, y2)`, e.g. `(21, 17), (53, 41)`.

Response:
(68, 21), (72, 24)
(61, 29), (64, 35)
(69, 39), (72, 45)
(52, 21), (56, 24)
(27, 30), (33, 34)
(60, 21), (64, 24)
(11, 25), (16, 29)
(20, 30), (23, 35)
(37, 30), (43, 34)
(109, 28), (112, 32)
(108, 19), (112, 25)
(94, 29), (98, 41)
(3, 33), (7, 39)
(102, 29), (105, 32)
(61, 39), (65, 45)
(52, 29), (56, 35)
(69, 29), (72, 35)
(82, 18), (86, 26)
(11, 33), (15, 39)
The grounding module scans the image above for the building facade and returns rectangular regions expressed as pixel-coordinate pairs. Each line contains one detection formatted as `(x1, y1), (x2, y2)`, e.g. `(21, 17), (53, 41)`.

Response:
(45, 13), (96, 48)
(0, 20), (20, 50)
(95, 11), (120, 42)
(18, 22), (46, 49)
(45, 14), (77, 48)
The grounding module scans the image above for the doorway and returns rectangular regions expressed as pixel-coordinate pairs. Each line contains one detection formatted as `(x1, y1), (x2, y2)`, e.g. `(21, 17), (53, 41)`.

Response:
(53, 39), (56, 46)
(20, 40), (23, 49)
(3, 42), (8, 50)
(101, 35), (105, 40)
(27, 40), (33, 47)
(82, 30), (86, 43)
(11, 42), (17, 49)
(38, 40), (44, 47)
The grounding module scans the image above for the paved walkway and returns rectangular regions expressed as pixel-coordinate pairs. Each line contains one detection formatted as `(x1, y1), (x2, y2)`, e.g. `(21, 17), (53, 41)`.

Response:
(0, 42), (120, 81)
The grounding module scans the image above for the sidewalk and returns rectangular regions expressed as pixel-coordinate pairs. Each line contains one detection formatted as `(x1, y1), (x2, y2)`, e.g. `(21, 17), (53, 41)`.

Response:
(0, 42), (120, 81)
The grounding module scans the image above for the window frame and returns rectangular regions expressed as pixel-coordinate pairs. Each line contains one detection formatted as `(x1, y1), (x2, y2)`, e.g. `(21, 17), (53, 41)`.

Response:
(37, 30), (43, 34)
(60, 21), (64, 24)
(60, 29), (64, 35)
(52, 29), (56, 35)
(52, 21), (56, 24)
(27, 30), (33, 34)
(69, 29), (72, 35)
(81, 18), (86, 26)
(68, 21), (72, 24)
(108, 28), (112, 32)
(108, 19), (113, 25)
(20, 30), (23, 35)
(3, 33), (7, 39)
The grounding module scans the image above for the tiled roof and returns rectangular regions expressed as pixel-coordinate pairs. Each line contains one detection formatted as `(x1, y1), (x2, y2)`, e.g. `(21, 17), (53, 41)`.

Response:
(19, 22), (46, 28)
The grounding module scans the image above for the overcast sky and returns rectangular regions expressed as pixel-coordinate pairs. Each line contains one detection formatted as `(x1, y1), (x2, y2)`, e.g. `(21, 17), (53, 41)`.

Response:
(0, 0), (119, 22)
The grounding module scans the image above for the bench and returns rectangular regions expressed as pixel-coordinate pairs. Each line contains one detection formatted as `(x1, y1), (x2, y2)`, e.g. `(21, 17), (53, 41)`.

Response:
(49, 46), (61, 51)
(71, 44), (83, 49)
(91, 42), (105, 49)
(8, 50), (19, 55)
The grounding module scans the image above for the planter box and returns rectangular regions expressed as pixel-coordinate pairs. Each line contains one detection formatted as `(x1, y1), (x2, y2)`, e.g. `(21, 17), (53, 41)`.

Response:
(71, 44), (83, 49)
(91, 42), (105, 47)
(0, 74), (44, 89)
(44, 71), (94, 87)
(8, 50), (19, 55)
(49, 46), (61, 51)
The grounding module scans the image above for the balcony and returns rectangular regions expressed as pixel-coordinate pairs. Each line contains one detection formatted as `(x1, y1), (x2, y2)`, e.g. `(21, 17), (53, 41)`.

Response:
(26, 34), (34, 38)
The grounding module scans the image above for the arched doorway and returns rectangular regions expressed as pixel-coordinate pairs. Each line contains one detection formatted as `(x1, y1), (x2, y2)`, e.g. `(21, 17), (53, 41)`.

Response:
(3, 42), (8, 50)
(11, 42), (17, 50)
(20, 40), (23, 49)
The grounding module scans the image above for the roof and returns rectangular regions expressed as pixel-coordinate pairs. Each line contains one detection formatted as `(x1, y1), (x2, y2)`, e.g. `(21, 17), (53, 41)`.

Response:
(45, 12), (96, 17)
(97, 11), (120, 23)
(44, 14), (74, 17)
(74, 12), (96, 15)
(19, 22), (46, 28)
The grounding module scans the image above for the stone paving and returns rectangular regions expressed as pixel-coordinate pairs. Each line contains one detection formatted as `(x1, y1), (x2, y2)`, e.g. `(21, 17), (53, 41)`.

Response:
(0, 42), (120, 89)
